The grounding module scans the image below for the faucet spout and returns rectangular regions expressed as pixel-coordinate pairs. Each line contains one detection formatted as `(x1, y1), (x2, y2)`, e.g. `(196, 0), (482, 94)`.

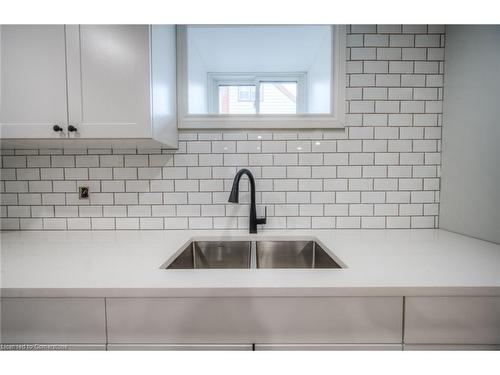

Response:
(228, 168), (267, 233)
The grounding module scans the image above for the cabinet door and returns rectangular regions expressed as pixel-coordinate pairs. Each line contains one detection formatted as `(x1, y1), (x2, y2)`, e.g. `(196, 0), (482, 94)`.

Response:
(107, 344), (252, 351)
(405, 296), (500, 345)
(254, 344), (402, 351)
(106, 297), (403, 345)
(65, 25), (152, 139)
(1, 298), (106, 344)
(0, 25), (68, 138)
(404, 344), (500, 351)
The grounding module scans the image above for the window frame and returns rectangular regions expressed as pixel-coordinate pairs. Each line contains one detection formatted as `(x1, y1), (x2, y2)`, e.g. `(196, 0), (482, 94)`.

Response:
(176, 25), (346, 129)
(207, 72), (307, 115)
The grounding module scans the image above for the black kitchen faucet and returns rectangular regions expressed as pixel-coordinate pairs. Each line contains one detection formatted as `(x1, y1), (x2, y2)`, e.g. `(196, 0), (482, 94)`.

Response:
(228, 169), (267, 233)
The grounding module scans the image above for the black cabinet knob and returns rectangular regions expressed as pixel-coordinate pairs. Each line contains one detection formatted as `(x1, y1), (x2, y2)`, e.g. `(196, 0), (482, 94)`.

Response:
(68, 125), (78, 132)
(53, 125), (63, 132)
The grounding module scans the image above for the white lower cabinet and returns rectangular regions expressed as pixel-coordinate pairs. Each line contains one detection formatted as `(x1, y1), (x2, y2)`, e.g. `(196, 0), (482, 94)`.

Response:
(254, 344), (402, 351)
(1, 344), (106, 351)
(0, 298), (106, 347)
(404, 296), (500, 345)
(107, 344), (252, 351)
(105, 297), (403, 345)
(404, 344), (500, 351)
(5, 295), (499, 350)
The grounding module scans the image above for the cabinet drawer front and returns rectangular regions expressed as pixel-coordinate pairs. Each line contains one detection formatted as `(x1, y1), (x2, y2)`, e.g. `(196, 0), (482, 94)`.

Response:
(405, 297), (500, 344)
(0, 298), (106, 344)
(107, 297), (403, 344)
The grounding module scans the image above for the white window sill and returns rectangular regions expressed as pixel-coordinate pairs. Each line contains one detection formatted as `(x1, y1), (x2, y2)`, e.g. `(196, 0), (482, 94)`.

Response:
(178, 114), (345, 129)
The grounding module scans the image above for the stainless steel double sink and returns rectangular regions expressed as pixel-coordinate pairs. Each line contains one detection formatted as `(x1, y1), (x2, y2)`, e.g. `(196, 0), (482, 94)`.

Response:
(162, 239), (344, 269)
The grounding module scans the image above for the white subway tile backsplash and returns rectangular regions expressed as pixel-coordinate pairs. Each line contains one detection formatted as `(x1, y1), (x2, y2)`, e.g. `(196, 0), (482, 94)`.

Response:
(89, 193), (113, 205)
(248, 154), (273, 166)
(139, 217), (163, 229)
(390, 34), (414, 47)
(285, 191), (310, 204)
(403, 25), (427, 34)
(387, 216), (411, 228)
(20, 218), (43, 230)
(91, 218), (115, 230)
(324, 204), (349, 216)
(55, 206), (78, 217)
(337, 217), (361, 229)
(164, 217), (188, 229)
(351, 47), (377, 60)
(323, 179), (348, 191)
(0, 25), (443, 231)
(116, 217), (140, 230)
(51, 156), (74, 167)
(415, 34), (440, 47)
(189, 217), (213, 229)
(103, 206), (127, 217)
(40, 168), (64, 180)
(377, 25), (402, 34)
(374, 203), (398, 216)
(336, 192), (361, 204)
(125, 180), (149, 192)
(187, 141), (211, 154)
(28, 180), (52, 192)
(402, 48), (427, 60)
(41, 193), (65, 205)
(124, 155), (148, 167)
(43, 218), (66, 230)
(79, 206), (103, 217)
(67, 218), (91, 230)
(26, 155), (50, 168)
(376, 47), (402, 60)
(338, 166), (362, 178)
(16, 168), (40, 180)
(362, 88), (387, 100)
(223, 154), (248, 166)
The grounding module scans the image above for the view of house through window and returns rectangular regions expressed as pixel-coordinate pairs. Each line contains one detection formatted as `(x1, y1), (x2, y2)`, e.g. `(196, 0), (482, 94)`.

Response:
(218, 85), (256, 114)
(260, 82), (297, 114)
(216, 77), (301, 115)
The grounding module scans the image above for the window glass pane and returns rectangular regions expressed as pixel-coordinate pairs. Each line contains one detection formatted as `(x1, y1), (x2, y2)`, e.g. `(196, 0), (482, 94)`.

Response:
(218, 85), (256, 114)
(259, 82), (297, 114)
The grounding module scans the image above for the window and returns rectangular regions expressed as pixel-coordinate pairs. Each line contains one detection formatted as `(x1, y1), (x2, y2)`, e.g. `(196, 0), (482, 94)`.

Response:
(177, 25), (346, 129)
(208, 73), (306, 115)
(237, 86), (255, 102)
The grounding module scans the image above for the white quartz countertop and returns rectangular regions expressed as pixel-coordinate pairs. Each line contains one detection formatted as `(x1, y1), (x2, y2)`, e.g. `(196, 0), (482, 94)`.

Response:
(1, 229), (499, 297)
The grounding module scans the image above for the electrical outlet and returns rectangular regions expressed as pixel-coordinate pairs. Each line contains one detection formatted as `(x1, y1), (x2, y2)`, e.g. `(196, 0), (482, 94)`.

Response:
(79, 186), (89, 200)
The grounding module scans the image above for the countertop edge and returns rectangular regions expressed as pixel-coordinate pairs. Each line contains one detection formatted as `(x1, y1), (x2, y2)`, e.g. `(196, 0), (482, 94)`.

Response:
(2, 286), (500, 298)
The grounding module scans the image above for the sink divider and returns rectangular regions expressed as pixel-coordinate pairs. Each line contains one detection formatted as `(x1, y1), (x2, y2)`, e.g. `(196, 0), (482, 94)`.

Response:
(312, 241), (316, 268)
(250, 241), (257, 269)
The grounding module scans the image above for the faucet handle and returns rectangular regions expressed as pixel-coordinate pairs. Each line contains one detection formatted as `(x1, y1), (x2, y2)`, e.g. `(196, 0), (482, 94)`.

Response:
(257, 206), (267, 225)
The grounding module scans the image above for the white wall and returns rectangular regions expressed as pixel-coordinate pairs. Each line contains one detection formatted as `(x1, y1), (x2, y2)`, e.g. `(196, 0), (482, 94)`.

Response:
(440, 25), (500, 243)
(307, 29), (331, 113)
(187, 36), (208, 114)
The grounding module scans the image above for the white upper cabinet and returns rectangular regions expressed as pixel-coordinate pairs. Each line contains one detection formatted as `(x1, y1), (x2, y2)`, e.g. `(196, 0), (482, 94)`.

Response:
(65, 25), (152, 139)
(0, 25), (178, 148)
(0, 25), (68, 139)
